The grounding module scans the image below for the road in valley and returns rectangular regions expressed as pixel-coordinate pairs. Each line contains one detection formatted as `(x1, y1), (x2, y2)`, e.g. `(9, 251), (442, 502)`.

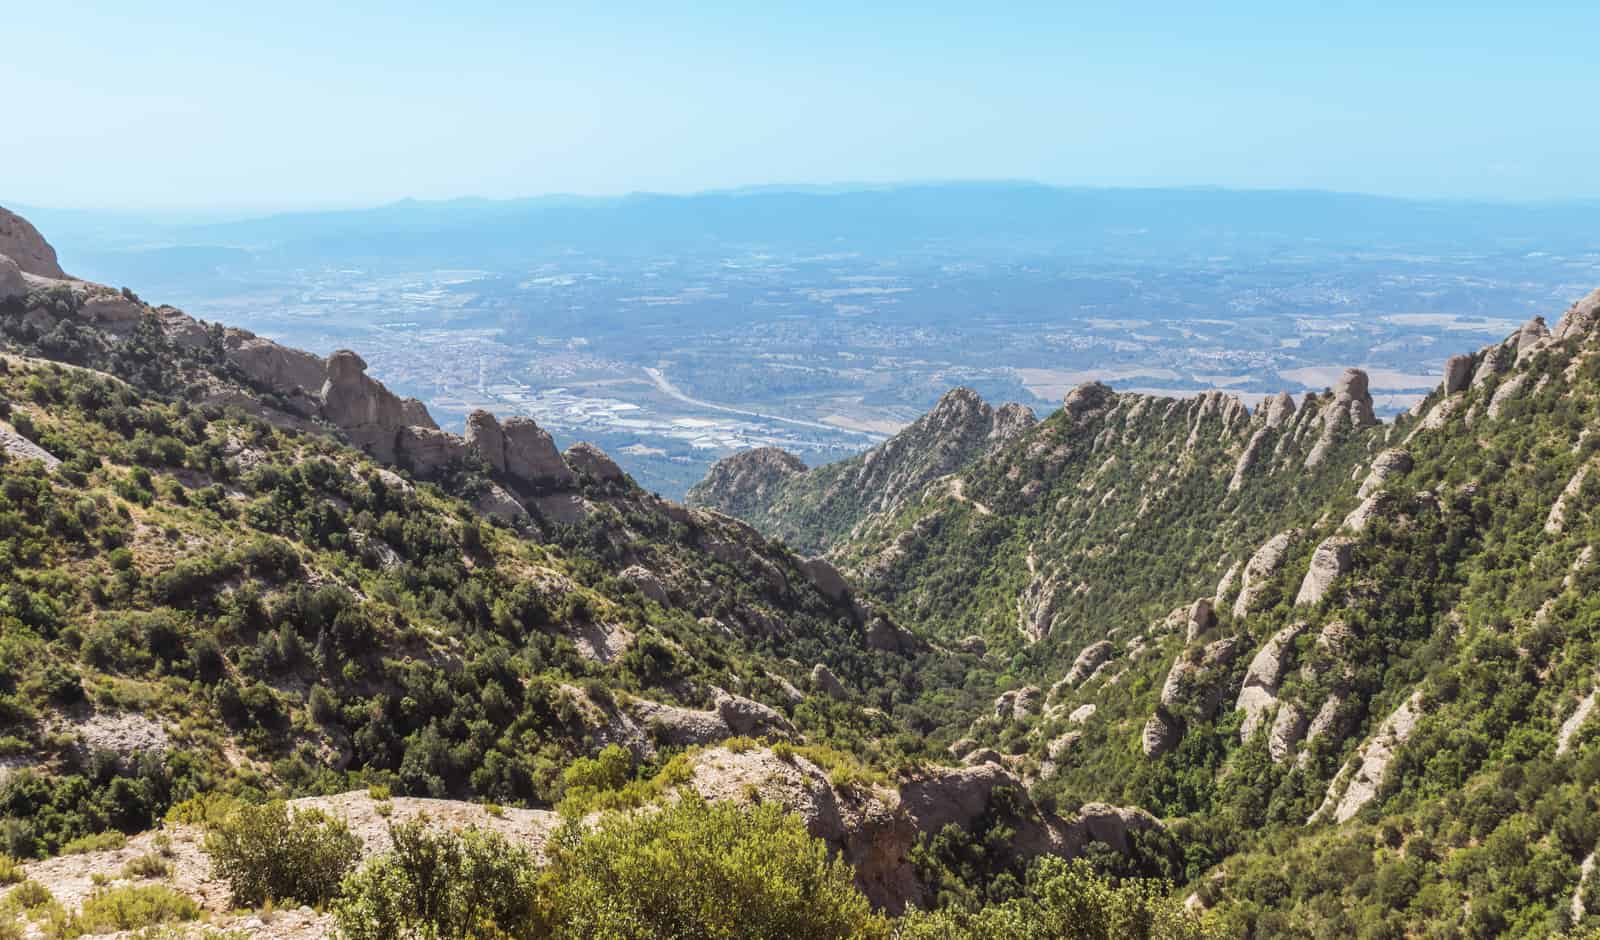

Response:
(643, 367), (886, 440)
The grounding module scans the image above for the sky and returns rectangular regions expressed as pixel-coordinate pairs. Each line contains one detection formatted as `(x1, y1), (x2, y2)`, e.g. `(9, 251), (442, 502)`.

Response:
(5, 1), (1599, 210)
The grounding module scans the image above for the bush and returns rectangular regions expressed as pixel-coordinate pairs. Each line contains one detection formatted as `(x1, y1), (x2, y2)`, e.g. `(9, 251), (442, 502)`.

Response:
(537, 795), (886, 939)
(332, 817), (540, 940)
(207, 801), (361, 907)
(70, 884), (200, 933)
(895, 857), (1222, 940)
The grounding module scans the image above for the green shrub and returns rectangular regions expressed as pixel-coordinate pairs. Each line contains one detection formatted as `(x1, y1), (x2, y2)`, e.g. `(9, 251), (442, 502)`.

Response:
(207, 801), (360, 907)
(332, 817), (540, 940)
(537, 795), (886, 939)
(61, 831), (127, 855)
(121, 851), (171, 879)
(70, 884), (200, 933)
(895, 857), (1221, 940)
(0, 853), (21, 884)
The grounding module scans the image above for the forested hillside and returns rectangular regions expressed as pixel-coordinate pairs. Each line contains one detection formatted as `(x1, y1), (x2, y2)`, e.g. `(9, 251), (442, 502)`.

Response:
(701, 288), (1600, 937)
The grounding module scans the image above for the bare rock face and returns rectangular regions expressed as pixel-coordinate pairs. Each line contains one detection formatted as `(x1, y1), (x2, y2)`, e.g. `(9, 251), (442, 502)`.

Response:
(619, 565), (670, 604)
(1062, 381), (1117, 424)
(320, 350), (408, 431)
(1185, 599), (1216, 643)
(465, 410), (508, 472)
(1486, 373), (1528, 419)
(1325, 692), (1423, 823)
(565, 442), (625, 483)
(1233, 529), (1299, 618)
(401, 398), (437, 429)
(77, 290), (145, 334)
(1017, 574), (1062, 644)
(811, 663), (847, 700)
(1443, 354), (1475, 394)
(1306, 369), (1376, 468)
(864, 616), (915, 654)
(713, 691), (796, 738)
(0, 254), (26, 304)
(685, 447), (807, 514)
(223, 329), (328, 395)
(1472, 342), (1512, 389)
(1295, 537), (1355, 606)
(1513, 316), (1552, 364)
(1214, 561), (1241, 607)
(0, 208), (66, 278)
(0, 419), (61, 470)
(1341, 492), (1394, 534)
(802, 557), (851, 602)
(395, 426), (467, 476)
(1236, 622), (1308, 742)
(503, 417), (577, 487)
(990, 402), (1038, 443)
(1268, 702), (1308, 763)
(1555, 287), (1600, 343)
(1142, 712), (1180, 757)
(1358, 449), (1414, 500)
(1145, 637), (1242, 756)
(1064, 640), (1114, 687)
(1546, 463), (1592, 534)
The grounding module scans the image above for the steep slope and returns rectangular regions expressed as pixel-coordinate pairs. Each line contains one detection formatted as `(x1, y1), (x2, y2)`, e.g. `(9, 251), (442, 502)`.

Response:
(695, 285), (1600, 936)
(687, 387), (1036, 555)
(0, 208), (1165, 930)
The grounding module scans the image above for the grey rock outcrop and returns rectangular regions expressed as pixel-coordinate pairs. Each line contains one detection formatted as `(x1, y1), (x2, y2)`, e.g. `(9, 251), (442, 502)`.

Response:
(1064, 640), (1114, 687)
(1513, 316), (1551, 364)
(1233, 529), (1298, 618)
(713, 691), (796, 738)
(1268, 702), (1308, 763)
(395, 426), (467, 476)
(465, 410), (509, 472)
(1185, 599), (1216, 643)
(503, 417), (576, 487)
(1555, 287), (1600, 343)
(0, 208), (66, 278)
(1305, 369), (1377, 469)
(1236, 622), (1308, 742)
(685, 447), (807, 515)
(0, 255), (26, 304)
(811, 663), (847, 700)
(1357, 449), (1413, 500)
(1545, 463), (1592, 534)
(1017, 574), (1062, 644)
(1144, 637), (1242, 756)
(1443, 354), (1474, 394)
(0, 420), (61, 470)
(1486, 373), (1528, 419)
(223, 329), (328, 395)
(802, 557), (851, 602)
(620, 565), (670, 604)
(565, 442), (625, 483)
(1323, 692), (1423, 823)
(1295, 537), (1355, 606)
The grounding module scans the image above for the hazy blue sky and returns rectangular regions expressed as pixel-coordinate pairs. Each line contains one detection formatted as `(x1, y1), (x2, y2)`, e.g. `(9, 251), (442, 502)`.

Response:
(6, 1), (1598, 209)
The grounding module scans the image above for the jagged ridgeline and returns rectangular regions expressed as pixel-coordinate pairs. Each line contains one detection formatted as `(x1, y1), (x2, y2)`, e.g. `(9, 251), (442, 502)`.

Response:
(696, 287), (1600, 936)
(0, 207), (1208, 937)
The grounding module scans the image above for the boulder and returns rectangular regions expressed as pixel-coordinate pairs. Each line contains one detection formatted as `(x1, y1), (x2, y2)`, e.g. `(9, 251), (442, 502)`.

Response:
(619, 565), (670, 604)
(811, 663), (847, 700)
(1062, 382), (1116, 423)
(1268, 702), (1308, 763)
(503, 417), (576, 486)
(401, 398), (437, 429)
(961, 748), (1004, 767)
(0, 207), (66, 278)
(802, 557), (851, 602)
(1047, 732), (1082, 761)
(565, 442), (625, 483)
(713, 691), (796, 738)
(1295, 537), (1355, 606)
(465, 410), (508, 472)
(1555, 287), (1600, 343)
(1064, 640), (1114, 686)
(224, 330), (328, 394)
(320, 350), (408, 430)
(395, 426), (467, 476)
(1513, 316), (1551, 364)
(864, 616), (913, 653)
(0, 255), (25, 304)
(948, 738), (980, 759)
(1142, 712), (1180, 757)
(1326, 692), (1423, 823)
(1443, 354), (1474, 394)
(1068, 703), (1097, 724)
(1545, 463), (1592, 535)
(79, 290), (145, 332)
(1357, 449), (1413, 499)
(955, 635), (987, 656)
(1233, 529), (1298, 617)
(1236, 622), (1308, 742)
(1305, 369), (1376, 468)
(1185, 599), (1216, 643)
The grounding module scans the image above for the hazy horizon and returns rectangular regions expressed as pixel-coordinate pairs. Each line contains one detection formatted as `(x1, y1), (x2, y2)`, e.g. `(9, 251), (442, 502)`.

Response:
(8, 2), (1600, 210)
